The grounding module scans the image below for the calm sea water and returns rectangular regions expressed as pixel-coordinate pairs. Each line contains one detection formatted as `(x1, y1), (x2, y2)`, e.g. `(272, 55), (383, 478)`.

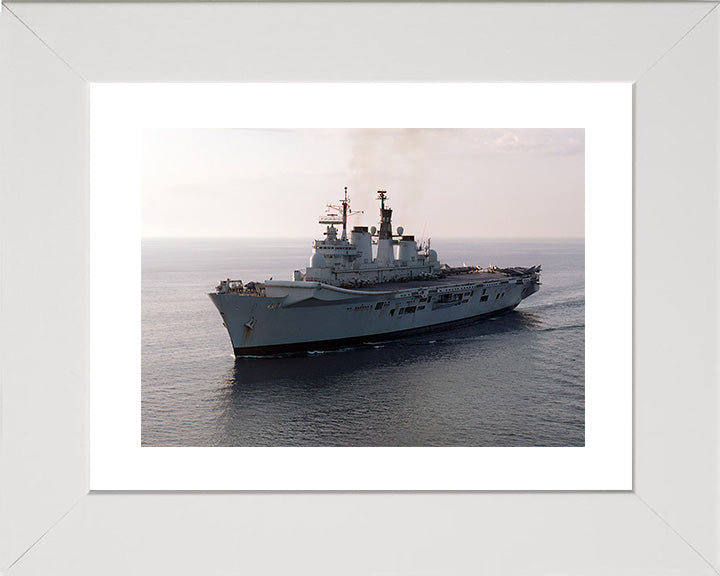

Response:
(142, 238), (584, 447)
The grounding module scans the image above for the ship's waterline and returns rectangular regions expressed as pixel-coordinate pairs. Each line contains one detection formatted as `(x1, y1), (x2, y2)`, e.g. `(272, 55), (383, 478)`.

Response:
(210, 189), (541, 355)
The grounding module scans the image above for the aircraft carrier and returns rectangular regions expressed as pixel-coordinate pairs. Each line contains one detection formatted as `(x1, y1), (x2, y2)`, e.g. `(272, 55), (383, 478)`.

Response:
(209, 189), (541, 356)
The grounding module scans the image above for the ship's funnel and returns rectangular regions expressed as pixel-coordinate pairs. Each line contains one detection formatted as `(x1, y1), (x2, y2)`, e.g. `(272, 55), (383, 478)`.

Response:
(397, 235), (416, 263)
(350, 226), (372, 265)
(376, 239), (394, 266)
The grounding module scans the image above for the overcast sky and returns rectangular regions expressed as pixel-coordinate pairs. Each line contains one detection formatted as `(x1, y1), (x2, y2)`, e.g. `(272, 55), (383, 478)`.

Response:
(142, 128), (584, 239)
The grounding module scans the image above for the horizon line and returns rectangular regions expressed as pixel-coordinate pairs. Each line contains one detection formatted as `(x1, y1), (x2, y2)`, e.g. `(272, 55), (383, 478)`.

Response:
(141, 235), (585, 241)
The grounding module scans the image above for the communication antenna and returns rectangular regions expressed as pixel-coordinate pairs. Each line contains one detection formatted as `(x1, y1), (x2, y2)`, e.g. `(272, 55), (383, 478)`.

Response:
(419, 220), (428, 246)
(319, 186), (363, 240)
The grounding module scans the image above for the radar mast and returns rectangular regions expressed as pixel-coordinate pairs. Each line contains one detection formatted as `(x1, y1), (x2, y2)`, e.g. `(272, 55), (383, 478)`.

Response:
(318, 186), (363, 240)
(376, 190), (393, 240)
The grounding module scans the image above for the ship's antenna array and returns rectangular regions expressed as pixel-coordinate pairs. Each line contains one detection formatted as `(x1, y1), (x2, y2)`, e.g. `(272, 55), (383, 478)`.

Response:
(319, 186), (363, 240)
(376, 190), (394, 241)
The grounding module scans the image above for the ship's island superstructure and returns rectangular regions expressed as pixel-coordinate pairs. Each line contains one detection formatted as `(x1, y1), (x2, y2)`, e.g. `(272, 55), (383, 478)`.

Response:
(210, 189), (541, 356)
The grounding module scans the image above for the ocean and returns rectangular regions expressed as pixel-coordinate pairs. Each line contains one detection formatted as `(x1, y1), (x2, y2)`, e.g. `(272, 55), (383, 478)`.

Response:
(142, 238), (584, 447)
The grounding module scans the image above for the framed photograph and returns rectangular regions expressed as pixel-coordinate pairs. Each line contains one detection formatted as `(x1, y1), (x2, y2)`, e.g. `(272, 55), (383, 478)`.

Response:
(2, 2), (718, 574)
(90, 83), (630, 491)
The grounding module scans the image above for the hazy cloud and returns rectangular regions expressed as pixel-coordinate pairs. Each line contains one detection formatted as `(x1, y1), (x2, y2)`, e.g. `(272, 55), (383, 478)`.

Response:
(143, 128), (584, 239)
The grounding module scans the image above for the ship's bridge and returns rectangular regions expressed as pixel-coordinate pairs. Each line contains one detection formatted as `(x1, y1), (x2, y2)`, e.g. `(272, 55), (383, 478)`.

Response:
(311, 224), (361, 266)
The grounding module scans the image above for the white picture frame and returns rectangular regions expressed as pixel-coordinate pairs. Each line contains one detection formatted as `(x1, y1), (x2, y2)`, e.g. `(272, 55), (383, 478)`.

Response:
(1, 2), (718, 574)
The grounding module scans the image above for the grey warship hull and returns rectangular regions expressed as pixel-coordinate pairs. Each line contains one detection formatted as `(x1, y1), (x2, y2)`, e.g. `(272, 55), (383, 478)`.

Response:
(209, 268), (540, 356)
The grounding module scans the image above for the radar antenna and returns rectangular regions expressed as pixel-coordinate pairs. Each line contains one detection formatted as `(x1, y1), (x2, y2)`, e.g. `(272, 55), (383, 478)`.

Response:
(376, 190), (393, 240)
(319, 186), (363, 240)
